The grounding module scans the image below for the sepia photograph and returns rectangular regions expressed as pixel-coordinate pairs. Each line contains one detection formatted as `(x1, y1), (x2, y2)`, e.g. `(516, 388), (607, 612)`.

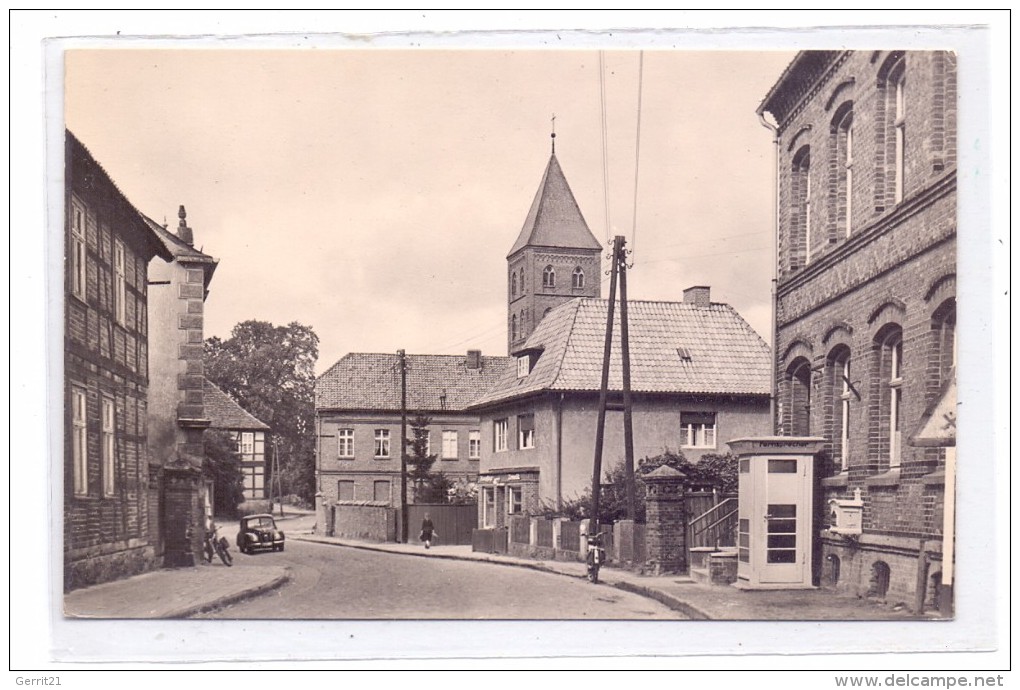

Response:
(11, 10), (1007, 674)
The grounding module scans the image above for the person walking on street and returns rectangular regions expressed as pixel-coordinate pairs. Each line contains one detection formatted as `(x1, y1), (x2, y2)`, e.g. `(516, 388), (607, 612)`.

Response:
(420, 513), (437, 549)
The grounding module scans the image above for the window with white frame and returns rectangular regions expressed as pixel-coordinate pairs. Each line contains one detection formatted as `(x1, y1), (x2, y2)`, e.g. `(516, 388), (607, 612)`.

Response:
(468, 430), (481, 459)
(113, 239), (127, 326)
(517, 414), (535, 450)
(507, 486), (523, 515)
(680, 412), (716, 448)
(70, 199), (87, 300)
(572, 266), (584, 289)
(887, 333), (904, 469)
(442, 430), (458, 459)
(840, 355), (852, 471)
(517, 355), (531, 378)
(337, 428), (354, 458)
(482, 486), (496, 527)
(72, 386), (88, 495)
(239, 431), (255, 455)
(832, 104), (855, 237)
(102, 396), (115, 497)
(791, 146), (811, 269)
(890, 58), (907, 204)
(828, 347), (852, 472)
(494, 419), (508, 452)
(374, 429), (391, 458)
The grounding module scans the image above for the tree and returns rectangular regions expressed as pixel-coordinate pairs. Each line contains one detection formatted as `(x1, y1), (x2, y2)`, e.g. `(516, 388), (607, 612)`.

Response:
(204, 429), (244, 517)
(405, 413), (451, 503)
(205, 320), (319, 502)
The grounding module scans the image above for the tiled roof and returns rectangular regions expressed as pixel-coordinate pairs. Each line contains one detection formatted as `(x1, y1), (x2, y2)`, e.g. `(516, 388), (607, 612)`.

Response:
(507, 154), (603, 257)
(204, 379), (270, 430)
(469, 297), (771, 408)
(66, 131), (174, 263)
(141, 214), (219, 265)
(316, 353), (513, 412)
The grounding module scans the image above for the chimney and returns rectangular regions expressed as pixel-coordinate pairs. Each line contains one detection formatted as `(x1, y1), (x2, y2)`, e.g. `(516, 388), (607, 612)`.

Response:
(177, 204), (194, 246)
(683, 285), (711, 308)
(466, 349), (482, 369)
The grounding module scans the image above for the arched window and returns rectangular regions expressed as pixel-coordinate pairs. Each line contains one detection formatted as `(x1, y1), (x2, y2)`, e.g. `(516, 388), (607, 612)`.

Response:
(879, 52), (907, 206)
(932, 299), (956, 389)
(520, 310), (526, 333)
(791, 146), (811, 269)
(875, 326), (904, 469)
(572, 266), (584, 289)
(890, 59), (907, 203)
(511, 272), (517, 298)
(511, 314), (517, 341)
(831, 103), (855, 238)
(520, 268), (525, 295)
(784, 358), (812, 436)
(542, 265), (555, 288)
(827, 346), (852, 472)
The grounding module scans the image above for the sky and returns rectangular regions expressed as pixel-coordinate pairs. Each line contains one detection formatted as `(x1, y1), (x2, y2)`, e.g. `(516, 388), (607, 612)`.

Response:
(64, 46), (794, 373)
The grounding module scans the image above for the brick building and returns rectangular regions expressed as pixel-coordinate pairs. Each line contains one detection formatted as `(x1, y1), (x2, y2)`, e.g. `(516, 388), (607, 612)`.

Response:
(469, 287), (772, 529)
(63, 131), (173, 590)
(757, 51), (956, 612)
(507, 148), (602, 353)
(144, 208), (219, 567)
(314, 351), (510, 507)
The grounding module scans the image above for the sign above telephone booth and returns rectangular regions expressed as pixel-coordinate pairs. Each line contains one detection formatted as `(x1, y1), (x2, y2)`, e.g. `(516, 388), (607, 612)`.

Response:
(728, 437), (824, 590)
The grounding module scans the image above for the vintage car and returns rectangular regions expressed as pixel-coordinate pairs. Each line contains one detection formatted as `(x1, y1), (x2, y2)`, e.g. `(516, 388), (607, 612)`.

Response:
(236, 513), (285, 554)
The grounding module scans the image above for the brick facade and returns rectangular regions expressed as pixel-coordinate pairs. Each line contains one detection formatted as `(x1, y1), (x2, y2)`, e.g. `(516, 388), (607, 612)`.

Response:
(759, 51), (956, 612)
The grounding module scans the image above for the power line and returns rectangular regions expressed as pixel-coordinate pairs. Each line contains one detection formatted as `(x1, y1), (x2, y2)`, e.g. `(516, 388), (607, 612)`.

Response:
(629, 51), (644, 261)
(598, 50), (612, 244)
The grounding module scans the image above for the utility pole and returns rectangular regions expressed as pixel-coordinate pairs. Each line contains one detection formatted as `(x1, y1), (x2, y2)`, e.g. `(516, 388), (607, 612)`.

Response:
(590, 235), (622, 540)
(618, 239), (637, 521)
(399, 349), (408, 543)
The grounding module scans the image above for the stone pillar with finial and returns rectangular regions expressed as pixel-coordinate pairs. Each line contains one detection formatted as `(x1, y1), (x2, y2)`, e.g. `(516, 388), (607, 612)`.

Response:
(643, 464), (689, 576)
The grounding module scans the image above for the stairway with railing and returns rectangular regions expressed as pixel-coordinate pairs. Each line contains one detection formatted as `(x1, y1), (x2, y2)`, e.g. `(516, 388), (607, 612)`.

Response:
(686, 496), (739, 584)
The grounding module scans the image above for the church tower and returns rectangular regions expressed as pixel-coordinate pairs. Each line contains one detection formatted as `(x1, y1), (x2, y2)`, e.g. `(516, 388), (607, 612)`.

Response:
(507, 134), (603, 354)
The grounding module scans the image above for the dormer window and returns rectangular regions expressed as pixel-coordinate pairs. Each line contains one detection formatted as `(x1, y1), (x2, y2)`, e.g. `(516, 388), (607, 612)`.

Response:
(676, 346), (692, 362)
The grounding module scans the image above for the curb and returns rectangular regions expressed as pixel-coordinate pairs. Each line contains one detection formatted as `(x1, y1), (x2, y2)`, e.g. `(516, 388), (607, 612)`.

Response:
(172, 571), (291, 619)
(292, 534), (711, 619)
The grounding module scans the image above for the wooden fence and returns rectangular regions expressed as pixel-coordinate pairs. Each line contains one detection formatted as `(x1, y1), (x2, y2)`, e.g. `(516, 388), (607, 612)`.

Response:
(406, 503), (477, 545)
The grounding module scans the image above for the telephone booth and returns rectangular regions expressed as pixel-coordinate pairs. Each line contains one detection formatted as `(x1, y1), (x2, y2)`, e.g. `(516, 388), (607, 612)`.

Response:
(727, 437), (824, 589)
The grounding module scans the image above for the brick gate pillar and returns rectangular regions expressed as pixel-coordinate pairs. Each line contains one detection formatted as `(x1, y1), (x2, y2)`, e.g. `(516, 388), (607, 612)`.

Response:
(643, 465), (688, 576)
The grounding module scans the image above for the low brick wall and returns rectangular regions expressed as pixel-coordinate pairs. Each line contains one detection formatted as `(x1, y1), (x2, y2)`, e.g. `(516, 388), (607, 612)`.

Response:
(65, 543), (157, 592)
(708, 551), (738, 585)
(332, 501), (397, 542)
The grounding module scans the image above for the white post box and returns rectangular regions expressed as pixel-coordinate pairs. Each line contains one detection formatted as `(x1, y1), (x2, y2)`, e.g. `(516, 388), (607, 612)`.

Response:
(728, 437), (824, 589)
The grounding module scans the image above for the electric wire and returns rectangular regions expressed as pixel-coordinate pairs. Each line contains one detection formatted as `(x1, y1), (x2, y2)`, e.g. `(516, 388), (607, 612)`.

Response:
(598, 51), (612, 244)
(629, 51), (644, 262)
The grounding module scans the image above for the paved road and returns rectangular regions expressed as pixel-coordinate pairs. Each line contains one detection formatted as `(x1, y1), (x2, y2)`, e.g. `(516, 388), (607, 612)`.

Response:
(195, 540), (684, 620)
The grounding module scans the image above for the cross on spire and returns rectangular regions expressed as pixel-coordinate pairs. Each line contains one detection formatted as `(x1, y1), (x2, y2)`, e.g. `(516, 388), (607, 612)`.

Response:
(551, 113), (556, 154)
